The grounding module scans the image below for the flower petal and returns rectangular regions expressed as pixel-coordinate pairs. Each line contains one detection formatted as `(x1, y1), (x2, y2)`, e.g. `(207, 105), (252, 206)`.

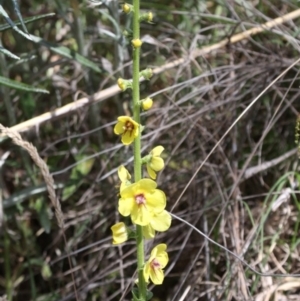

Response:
(147, 164), (157, 179)
(118, 165), (131, 182)
(114, 121), (125, 135)
(156, 252), (169, 269)
(118, 116), (130, 123)
(111, 222), (128, 244)
(150, 210), (171, 232)
(146, 189), (166, 212)
(150, 157), (164, 171)
(152, 243), (167, 255)
(138, 178), (157, 190)
(118, 197), (134, 217)
(142, 224), (155, 239)
(121, 131), (135, 145)
(131, 204), (150, 225)
(143, 262), (151, 283)
(150, 267), (164, 285)
(151, 146), (164, 156)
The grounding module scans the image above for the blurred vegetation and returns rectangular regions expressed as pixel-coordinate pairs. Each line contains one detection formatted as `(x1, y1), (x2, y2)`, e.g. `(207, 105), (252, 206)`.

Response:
(0, 0), (300, 300)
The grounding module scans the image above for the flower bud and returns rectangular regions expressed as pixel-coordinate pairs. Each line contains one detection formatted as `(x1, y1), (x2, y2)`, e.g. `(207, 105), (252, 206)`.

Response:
(122, 3), (132, 14)
(141, 98), (153, 111)
(123, 30), (131, 38)
(140, 68), (153, 80)
(139, 12), (153, 23)
(117, 78), (132, 91)
(132, 39), (143, 49)
(111, 222), (128, 245)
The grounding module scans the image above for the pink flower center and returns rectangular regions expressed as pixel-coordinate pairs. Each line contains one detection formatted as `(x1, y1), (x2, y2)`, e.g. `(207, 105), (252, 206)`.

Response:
(135, 193), (146, 205)
(150, 258), (161, 270)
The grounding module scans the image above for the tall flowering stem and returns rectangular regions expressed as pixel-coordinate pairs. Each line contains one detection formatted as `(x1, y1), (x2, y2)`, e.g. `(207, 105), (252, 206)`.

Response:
(112, 2), (171, 300)
(132, 0), (147, 300)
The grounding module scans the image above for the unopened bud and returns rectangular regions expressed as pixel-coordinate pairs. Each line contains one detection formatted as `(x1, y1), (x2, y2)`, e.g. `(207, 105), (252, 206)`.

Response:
(117, 78), (132, 91)
(139, 12), (153, 23)
(141, 98), (153, 111)
(132, 39), (143, 48)
(122, 3), (132, 14)
(140, 68), (153, 80)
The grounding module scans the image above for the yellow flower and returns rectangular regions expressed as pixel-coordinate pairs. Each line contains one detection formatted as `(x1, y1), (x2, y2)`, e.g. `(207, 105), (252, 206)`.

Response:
(111, 222), (128, 245)
(143, 244), (169, 285)
(132, 39), (143, 48)
(142, 210), (171, 239)
(141, 98), (153, 111)
(114, 116), (139, 145)
(118, 179), (166, 226)
(147, 146), (164, 179)
(118, 165), (131, 192)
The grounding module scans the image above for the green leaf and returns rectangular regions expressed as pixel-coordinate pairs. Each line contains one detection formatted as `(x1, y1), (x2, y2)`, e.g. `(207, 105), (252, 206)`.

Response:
(0, 7), (100, 73)
(0, 13), (55, 32)
(41, 262), (52, 280)
(20, 92), (36, 118)
(11, 0), (29, 34)
(0, 76), (49, 93)
(35, 198), (51, 233)
(29, 35), (102, 73)
(131, 288), (140, 301)
(0, 5), (31, 40)
(3, 183), (65, 209)
(0, 45), (20, 60)
(146, 290), (153, 301)
(62, 156), (95, 201)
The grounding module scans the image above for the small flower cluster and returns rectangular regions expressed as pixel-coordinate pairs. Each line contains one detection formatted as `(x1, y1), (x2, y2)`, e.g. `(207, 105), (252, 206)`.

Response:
(112, 123), (171, 285)
(112, 170), (171, 284)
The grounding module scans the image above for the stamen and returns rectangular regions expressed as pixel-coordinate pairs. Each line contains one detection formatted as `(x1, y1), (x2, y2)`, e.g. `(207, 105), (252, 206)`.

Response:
(135, 193), (146, 205)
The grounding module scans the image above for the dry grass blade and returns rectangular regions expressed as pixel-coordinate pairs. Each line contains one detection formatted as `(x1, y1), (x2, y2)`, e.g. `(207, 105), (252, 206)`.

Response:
(1, 8), (300, 137)
(0, 123), (64, 228)
(243, 148), (298, 180)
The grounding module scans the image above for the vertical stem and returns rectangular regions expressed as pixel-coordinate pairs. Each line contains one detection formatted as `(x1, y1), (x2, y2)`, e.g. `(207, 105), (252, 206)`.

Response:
(132, 0), (141, 156)
(132, 0), (146, 300)
(4, 229), (12, 300)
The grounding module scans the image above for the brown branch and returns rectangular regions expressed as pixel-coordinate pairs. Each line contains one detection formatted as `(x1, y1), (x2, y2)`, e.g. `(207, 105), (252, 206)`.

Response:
(243, 148), (298, 180)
